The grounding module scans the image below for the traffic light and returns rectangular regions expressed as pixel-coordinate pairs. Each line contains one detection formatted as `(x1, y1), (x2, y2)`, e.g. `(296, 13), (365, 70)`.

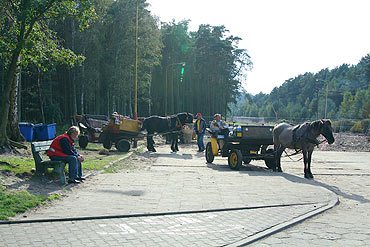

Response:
(180, 63), (185, 82)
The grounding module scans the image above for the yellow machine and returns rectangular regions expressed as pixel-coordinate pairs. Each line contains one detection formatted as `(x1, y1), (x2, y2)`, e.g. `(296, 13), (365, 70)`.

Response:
(205, 125), (276, 170)
(99, 114), (142, 152)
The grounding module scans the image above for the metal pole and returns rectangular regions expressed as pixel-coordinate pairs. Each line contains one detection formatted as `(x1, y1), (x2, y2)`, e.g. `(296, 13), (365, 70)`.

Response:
(134, 0), (138, 120)
(325, 83), (328, 118)
(165, 67), (168, 116)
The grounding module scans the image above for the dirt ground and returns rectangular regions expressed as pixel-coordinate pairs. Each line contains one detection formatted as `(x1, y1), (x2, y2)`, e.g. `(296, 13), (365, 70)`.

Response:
(318, 132), (370, 152)
(0, 133), (369, 204)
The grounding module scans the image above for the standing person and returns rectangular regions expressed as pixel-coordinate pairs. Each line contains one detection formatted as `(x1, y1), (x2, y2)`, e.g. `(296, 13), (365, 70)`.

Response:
(194, 113), (206, 152)
(47, 126), (85, 184)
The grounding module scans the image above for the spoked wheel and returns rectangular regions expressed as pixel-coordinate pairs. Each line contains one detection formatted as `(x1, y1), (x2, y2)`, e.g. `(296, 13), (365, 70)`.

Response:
(78, 135), (88, 148)
(205, 142), (214, 163)
(264, 148), (276, 170)
(103, 138), (112, 149)
(116, 139), (131, 152)
(228, 149), (243, 170)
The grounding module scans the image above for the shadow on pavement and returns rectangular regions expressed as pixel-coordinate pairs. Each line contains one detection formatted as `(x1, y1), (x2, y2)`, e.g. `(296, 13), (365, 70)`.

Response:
(97, 189), (145, 196)
(281, 172), (370, 203)
(140, 151), (194, 160)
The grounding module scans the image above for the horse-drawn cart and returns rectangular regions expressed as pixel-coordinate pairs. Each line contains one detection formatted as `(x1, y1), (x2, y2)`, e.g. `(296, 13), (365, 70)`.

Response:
(205, 125), (276, 170)
(98, 115), (142, 152)
(72, 114), (110, 148)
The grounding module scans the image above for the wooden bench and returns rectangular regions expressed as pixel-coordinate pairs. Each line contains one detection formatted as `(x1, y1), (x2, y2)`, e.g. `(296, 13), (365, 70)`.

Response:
(31, 140), (67, 184)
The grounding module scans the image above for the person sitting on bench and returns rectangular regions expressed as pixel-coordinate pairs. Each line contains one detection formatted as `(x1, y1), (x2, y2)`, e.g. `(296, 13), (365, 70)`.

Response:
(48, 126), (85, 184)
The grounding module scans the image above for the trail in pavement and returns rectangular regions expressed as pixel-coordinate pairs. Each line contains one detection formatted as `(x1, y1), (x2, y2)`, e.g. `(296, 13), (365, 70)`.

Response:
(0, 143), (339, 246)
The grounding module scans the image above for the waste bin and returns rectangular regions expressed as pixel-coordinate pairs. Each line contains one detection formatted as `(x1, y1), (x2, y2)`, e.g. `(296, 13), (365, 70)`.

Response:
(34, 123), (56, 141)
(18, 122), (34, 142)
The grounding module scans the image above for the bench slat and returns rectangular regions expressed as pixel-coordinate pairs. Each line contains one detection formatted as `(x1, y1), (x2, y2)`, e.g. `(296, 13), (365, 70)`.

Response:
(32, 140), (54, 152)
(31, 140), (66, 184)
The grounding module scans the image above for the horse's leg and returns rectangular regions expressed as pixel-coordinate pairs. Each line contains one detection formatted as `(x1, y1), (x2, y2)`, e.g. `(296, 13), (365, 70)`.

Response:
(302, 149), (310, 179)
(170, 134), (176, 152)
(149, 135), (156, 152)
(275, 145), (284, 172)
(175, 134), (179, 151)
(307, 150), (314, 179)
(146, 136), (151, 151)
(170, 134), (175, 152)
(277, 148), (284, 172)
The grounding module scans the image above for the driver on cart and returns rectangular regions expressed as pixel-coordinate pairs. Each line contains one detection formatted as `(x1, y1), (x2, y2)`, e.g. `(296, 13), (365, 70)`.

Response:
(210, 114), (229, 154)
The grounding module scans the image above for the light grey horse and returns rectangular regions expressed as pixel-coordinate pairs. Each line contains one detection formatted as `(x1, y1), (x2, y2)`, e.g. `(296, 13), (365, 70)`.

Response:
(273, 119), (335, 179)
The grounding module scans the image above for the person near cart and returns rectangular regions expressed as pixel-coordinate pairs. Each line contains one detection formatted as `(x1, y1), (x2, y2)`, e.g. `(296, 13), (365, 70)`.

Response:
(210, 114), (229, 137)
(47, 126), (85, 184)
(194, 113), (206, 152)
(210, 114), (230, 153)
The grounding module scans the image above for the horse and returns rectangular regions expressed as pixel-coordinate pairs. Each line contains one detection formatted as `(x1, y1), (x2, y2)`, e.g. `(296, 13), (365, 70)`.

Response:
(273, 119), (335, 179)
(141, 112), (194, 152)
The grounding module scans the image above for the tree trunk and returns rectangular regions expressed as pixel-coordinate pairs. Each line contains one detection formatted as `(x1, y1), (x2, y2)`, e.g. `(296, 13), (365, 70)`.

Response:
(0, 47), (22, 147)
(8, 72), (25, 142)
(81, 57), (85, 115)
(71, 19), (77, 116)
(37, 69), (46, 123)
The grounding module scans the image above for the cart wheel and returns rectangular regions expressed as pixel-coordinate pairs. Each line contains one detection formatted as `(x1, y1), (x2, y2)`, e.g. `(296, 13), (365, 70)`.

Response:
(116, 139), (130, 152)
(228, 149), (243, 170)
(264, 149), (276, 170)
(103, 138), (112, 149)
(205, 142), (214, 163)
(243, 157), (251, 164)
(78, 135), (88, 148)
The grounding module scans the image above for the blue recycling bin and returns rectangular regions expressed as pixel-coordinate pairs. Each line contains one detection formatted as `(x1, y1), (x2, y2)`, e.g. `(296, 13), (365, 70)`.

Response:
(18, 122), (34, 142)
(34, 123), (56, 141)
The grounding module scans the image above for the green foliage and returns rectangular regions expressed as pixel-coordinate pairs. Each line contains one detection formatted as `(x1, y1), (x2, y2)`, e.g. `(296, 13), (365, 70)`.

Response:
(331, 120), (357, 133)
(230, 54), (370, 121)
(0, 186), (47, 220)
(350, 120), (370, 133)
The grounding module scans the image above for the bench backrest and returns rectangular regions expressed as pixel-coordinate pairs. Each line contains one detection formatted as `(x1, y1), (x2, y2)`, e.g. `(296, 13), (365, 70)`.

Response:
(31, 140), (53, 164)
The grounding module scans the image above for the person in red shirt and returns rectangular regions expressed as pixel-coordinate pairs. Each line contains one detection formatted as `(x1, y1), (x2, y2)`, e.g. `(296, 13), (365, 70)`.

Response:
(48, 126), (85, 184)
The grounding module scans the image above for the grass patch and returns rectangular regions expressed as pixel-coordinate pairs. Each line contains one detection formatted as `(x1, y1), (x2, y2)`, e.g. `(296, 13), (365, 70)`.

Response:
(103, 153), (136, 173)
(0, 186), (60, 220)
(0, 157), (34, 175)
(83, 155), (123, 170)
(0, 150), (128, 176)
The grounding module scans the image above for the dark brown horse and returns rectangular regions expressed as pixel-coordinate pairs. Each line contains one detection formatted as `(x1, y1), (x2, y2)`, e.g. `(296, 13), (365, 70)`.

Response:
(141, 112), (194, 152)
(273, 119), (335, 179)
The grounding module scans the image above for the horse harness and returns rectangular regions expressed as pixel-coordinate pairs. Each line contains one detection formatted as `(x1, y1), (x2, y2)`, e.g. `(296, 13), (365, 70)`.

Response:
(166, 115), (183, 132)
(292, 123), (321, 149)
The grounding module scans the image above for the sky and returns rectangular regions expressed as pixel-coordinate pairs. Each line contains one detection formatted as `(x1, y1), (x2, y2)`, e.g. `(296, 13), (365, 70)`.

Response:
(147, 0), (370, 95)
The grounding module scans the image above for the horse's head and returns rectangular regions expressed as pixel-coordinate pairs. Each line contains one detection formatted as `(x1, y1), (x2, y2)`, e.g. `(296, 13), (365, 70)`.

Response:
(314, 119), (335, 144)
(177, 112), (194, 125)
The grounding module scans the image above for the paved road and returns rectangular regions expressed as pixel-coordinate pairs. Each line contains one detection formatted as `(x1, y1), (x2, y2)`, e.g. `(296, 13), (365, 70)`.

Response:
(250, 151), (370, 246)
(2, 144), (366, 246)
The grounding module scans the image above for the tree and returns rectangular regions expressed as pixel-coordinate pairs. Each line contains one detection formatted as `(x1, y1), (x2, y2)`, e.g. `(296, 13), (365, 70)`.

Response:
(0, 0), (95, 151)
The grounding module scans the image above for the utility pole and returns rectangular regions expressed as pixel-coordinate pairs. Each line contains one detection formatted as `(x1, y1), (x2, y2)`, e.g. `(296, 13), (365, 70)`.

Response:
(134, 0), (138, 120)
(325, 83), (328, 118)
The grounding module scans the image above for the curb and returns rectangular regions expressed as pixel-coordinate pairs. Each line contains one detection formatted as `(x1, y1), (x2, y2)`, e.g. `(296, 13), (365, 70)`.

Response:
(0, 202), (321, 225)
(226, 189), (339, 246)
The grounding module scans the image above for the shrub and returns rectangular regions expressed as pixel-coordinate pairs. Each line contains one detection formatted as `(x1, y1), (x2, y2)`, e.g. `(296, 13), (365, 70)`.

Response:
(332, 120), (357, 133)
(350, 119), (370, 134)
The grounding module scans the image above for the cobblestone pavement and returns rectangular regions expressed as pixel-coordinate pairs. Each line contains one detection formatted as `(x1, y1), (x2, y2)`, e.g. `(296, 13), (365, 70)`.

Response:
(0, 144), (341, 246)
(250, 151), (370, 246)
